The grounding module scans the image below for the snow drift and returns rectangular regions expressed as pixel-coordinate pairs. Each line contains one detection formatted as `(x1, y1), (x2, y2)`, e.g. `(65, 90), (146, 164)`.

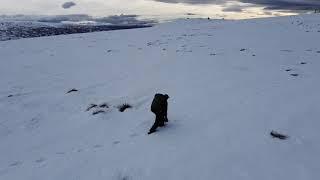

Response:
(0, 14), (320, 180)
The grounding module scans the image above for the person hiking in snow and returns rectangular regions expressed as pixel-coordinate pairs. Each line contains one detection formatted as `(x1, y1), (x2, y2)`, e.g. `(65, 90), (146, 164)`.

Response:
(148, 93), (169, 134)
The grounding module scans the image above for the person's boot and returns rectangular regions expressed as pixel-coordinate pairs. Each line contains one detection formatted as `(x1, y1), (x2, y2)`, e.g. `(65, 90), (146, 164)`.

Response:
(159, 121), (165, 127)
(164, 116), (168, 122)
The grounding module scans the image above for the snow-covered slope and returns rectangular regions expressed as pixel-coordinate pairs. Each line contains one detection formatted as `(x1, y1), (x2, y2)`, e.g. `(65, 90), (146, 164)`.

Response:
(0, 14), (320, 180)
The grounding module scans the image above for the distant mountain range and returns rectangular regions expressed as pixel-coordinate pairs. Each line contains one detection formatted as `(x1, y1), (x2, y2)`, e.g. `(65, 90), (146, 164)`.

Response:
(0, 15), (155, 41)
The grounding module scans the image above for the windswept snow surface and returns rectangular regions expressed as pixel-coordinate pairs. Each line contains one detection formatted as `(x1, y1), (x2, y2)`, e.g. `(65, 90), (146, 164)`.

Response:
(1, 14), (320, 180)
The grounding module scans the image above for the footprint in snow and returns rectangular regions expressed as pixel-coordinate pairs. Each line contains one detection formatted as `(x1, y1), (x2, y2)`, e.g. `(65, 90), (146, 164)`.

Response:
(9, 161), (22, 167)
(24, 116), (41, 131)
(129, 133), (139, 138)
(280, 49), (293, 52)
(113, 141), (121, 145)
(93, 144), (103, 149)
(56, 152), (66, 155)
(7, 93), (25, 98)
(77, 149), (83, 153)
(35, 157), (46, 163)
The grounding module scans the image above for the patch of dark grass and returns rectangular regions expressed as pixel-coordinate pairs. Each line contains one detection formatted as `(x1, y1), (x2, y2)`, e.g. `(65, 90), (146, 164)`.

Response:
(92, 110), (105, 115)
(118, 103), (132, 112)
(86, 103), (109, 112)
(290, 73), (299, 77)
(86, 104), (98, 111)
(99, 103), (109, 108)
(270, 130), (288, 140)
(66, 88), (78, 94)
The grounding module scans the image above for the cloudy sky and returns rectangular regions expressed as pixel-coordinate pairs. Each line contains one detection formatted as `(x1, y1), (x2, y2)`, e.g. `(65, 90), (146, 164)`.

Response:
(0, 0), (318, 20)
(155, 0), (320, 10)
